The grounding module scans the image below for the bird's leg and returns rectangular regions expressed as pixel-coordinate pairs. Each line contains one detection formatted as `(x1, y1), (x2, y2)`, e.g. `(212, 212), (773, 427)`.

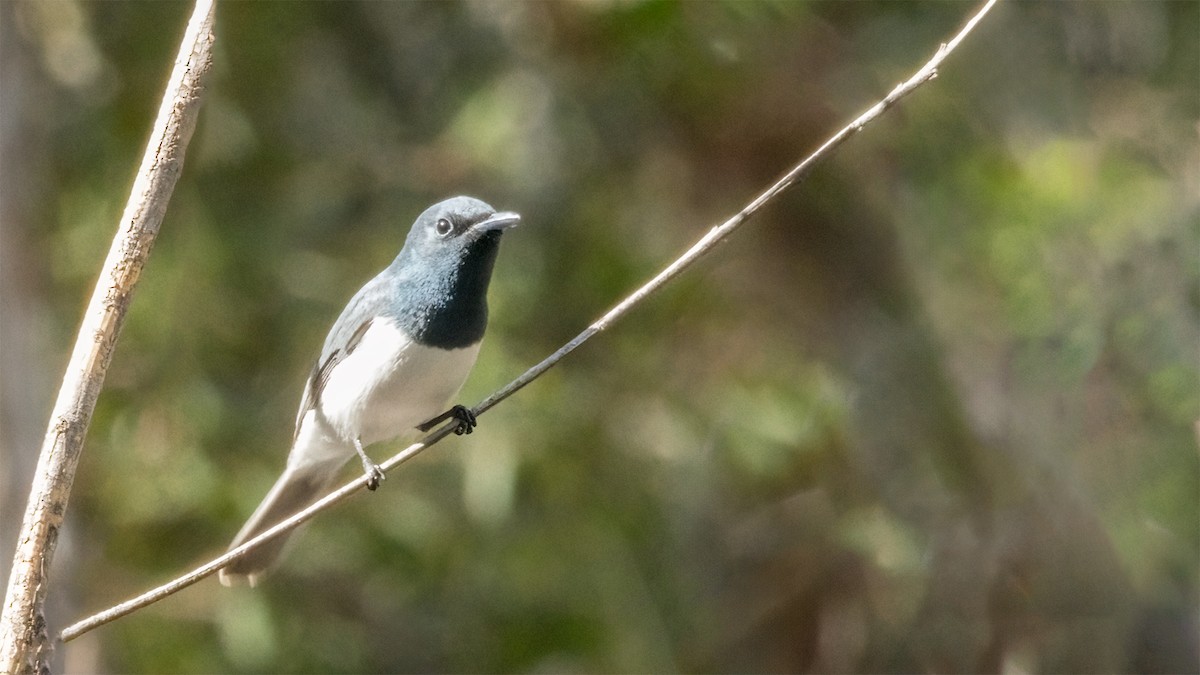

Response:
(416, 404), (477, 436)
(354, 437), (385, 491)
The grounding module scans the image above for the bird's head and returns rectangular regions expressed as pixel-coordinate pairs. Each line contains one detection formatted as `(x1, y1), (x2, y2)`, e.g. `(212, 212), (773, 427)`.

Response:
(401, 196), (520, 267)
(389, 197), (520, 347)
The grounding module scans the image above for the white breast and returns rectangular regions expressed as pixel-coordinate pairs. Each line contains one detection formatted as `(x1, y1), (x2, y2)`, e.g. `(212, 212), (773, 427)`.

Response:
(314, 318), (481, 446)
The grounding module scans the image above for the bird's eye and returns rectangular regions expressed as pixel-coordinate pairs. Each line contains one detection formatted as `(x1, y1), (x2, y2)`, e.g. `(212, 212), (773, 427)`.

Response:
(435, 218), (453, 237)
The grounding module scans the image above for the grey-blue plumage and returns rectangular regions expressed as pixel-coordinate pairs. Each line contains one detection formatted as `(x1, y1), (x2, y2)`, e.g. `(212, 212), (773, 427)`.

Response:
(220, 196), (519, 586)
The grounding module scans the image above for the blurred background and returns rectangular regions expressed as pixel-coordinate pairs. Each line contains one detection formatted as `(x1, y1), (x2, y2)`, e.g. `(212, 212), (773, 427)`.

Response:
(1, 1), (1196, 672)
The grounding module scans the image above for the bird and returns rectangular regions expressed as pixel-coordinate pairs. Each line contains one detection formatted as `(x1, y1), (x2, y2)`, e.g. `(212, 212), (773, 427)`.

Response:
(219, 196), (520, 586)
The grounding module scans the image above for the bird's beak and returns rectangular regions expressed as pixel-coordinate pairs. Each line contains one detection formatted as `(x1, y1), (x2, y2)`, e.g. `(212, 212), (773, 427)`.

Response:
(473, 211), (521, 233)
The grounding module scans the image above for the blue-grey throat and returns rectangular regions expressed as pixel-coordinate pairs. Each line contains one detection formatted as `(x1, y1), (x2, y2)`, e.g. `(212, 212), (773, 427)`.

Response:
(220, 196), (520, 586)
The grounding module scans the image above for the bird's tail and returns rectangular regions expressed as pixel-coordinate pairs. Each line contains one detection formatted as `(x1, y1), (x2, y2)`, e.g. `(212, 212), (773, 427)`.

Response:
(218, 460), (341, 587)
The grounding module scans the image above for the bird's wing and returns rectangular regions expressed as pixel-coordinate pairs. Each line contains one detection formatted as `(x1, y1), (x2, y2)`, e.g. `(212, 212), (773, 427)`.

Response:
(292, 319), (372, 440)
(292, 274), (391, 440)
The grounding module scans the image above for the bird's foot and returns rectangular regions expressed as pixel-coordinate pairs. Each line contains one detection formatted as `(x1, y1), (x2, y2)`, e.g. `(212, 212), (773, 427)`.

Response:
(449, 405), (477, 435)
(417, 404), (477, 435)
(354, 437), (385, 491)
(362, 462), (385, 491)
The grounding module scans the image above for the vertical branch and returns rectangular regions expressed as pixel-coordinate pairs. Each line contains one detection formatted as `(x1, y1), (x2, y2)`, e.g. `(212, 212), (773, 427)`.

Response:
(0, 0), (215, 671)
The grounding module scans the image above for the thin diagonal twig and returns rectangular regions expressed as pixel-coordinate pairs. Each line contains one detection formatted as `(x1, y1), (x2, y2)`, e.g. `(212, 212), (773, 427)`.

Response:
(59, 0), (998, 645)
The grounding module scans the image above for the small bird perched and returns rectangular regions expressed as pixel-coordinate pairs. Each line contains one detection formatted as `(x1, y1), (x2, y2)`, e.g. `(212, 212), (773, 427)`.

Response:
(219, 196), (520, 586)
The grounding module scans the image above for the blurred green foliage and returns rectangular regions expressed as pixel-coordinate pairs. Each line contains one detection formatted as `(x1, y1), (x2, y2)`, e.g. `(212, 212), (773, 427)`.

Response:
(1, 1), (1196, 673)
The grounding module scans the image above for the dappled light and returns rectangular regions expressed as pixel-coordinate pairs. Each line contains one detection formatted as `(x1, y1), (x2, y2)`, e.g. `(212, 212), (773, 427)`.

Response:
(1, 1), (1195, 673)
